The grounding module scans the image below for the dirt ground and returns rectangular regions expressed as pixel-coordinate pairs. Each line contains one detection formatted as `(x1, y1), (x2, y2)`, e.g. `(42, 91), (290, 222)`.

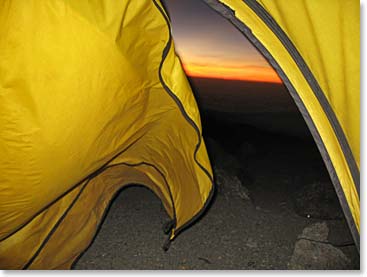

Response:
(73, 121), (359, 270)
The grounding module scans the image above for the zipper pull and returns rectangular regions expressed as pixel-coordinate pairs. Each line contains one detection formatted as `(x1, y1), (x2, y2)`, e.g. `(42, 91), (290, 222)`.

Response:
(163, 219), (175, 234)
(162, 236), (172, 252)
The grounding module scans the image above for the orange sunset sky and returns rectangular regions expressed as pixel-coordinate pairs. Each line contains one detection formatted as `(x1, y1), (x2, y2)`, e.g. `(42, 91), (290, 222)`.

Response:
(164, 0), (282, 84)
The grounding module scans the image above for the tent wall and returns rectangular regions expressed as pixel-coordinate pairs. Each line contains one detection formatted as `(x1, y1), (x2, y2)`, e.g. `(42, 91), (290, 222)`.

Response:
(0, 0), (213, 269)
(203, 0), (360, 250)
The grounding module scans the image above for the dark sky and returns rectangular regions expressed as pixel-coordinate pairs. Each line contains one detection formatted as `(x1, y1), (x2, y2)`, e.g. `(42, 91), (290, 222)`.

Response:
(163, 0), (281, 83)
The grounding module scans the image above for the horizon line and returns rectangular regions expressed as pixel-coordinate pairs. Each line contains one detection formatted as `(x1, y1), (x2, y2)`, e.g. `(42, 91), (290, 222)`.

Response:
(186, 73), (283, 84)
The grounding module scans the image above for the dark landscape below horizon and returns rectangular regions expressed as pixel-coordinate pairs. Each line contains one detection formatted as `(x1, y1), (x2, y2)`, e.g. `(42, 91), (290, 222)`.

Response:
(188, 76), (312, 139)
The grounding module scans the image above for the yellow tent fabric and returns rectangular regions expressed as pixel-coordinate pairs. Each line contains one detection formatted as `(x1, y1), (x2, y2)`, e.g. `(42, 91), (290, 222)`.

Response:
(0, 0), (213, 269)
(0, 0), (360, 269)
(205, 0), (359, 247)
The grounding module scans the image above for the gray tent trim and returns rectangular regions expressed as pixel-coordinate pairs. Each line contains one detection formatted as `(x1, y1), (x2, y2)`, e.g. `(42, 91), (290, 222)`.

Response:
(202, 0), (360, 252)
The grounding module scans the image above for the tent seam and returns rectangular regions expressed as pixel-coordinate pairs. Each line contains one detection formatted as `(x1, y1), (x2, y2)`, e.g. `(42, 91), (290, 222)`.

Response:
(23, 161), (176, 269)
(22, 180), (91, 269)
(0, 134), (146, 243)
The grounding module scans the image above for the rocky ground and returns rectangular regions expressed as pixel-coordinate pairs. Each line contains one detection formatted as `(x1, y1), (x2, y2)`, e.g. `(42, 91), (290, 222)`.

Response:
(74, 114), (359, 270)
